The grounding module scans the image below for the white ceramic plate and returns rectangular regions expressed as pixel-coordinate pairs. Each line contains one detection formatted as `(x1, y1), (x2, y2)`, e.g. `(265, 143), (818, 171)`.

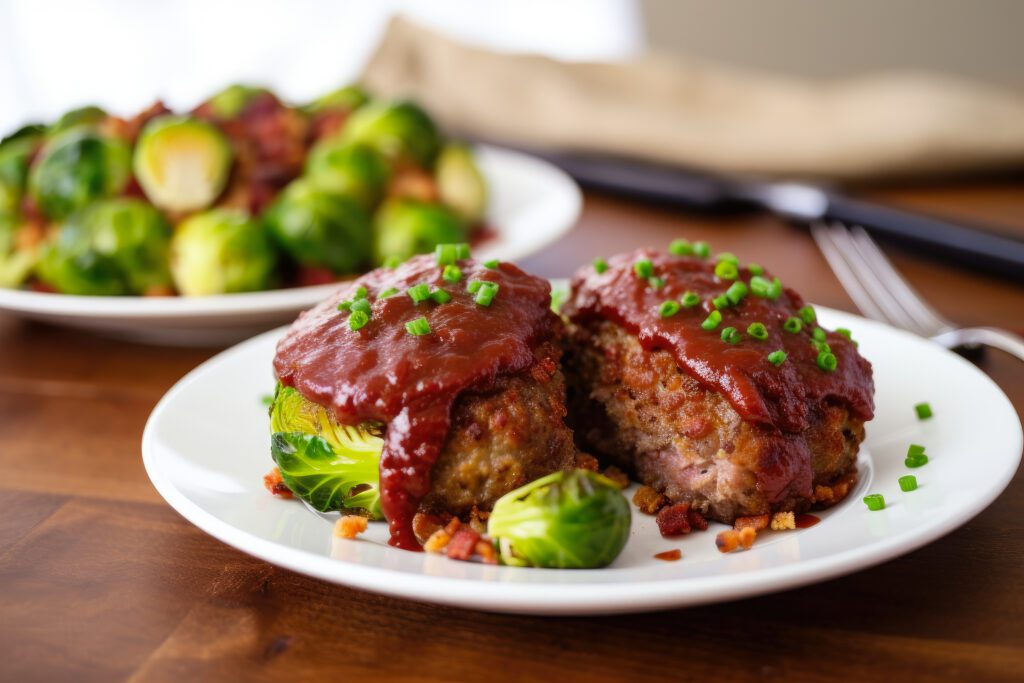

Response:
(142, 306), (1022, 615)
(0, 145), (581, 346)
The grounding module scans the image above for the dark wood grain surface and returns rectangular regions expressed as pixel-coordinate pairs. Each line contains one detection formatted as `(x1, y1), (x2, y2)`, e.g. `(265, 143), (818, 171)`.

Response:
(1, 181), (1022, 682)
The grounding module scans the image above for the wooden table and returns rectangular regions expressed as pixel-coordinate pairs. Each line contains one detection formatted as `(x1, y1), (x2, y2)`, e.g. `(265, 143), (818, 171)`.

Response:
(2, 181), (1022, 682)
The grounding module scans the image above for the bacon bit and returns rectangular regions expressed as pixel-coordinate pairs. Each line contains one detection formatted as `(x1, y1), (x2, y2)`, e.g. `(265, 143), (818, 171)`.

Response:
(263, 468), (293, 498)
(574, 453), (600, 471)
(602, 465), (630, 490)
(654, 549), (682, 562)
(771, 511), (796, 531)
(716, 530), (740, 553)
(334, 515), (368, 539)
(424, 528), (453, 553)
(388, 167), (439, 202)
(475, 540), (498, 565)
(734, 514), (770, 531)
(445, 528), (482, 561)
(687, 508), (709, 531)
(632, 486), (667, 515)
(738, 526), (757, 549)
(656, 503), (692, 537)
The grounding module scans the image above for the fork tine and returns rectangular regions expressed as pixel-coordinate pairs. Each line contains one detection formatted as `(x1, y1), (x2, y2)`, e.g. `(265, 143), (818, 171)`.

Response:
(810, 223), (894, 324)
(846, 226), (952, 335)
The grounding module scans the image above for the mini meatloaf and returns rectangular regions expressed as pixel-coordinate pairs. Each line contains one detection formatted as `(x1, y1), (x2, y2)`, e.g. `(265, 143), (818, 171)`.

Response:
(561, 248), (874, 522)
(274, 252), (576, 548)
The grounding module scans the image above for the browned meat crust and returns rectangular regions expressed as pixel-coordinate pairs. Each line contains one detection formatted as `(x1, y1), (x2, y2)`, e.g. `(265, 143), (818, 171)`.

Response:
(565, 321), (863, 522)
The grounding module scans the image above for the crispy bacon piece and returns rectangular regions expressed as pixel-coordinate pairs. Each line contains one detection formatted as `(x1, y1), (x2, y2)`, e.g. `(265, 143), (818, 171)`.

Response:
(633, 486), (667, 515)
(734, 514), (770, 531)
(654, 549), (682, 562)
(656, 503), (692, 537)
(687, 508), (709, 531)
(334, 515), (368, 539)
(446, 528), (482, 561)
(263, 468), (293, 498)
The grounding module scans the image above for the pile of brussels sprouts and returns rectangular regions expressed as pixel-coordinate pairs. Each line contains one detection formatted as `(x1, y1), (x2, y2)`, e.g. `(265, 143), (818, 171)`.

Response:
(0, 85), (488, 296)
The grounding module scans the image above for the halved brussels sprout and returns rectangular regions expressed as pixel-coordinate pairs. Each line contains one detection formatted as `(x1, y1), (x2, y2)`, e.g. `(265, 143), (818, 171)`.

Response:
(340, 100), (442, 168)
(134, 115), (233, 212)
(170, 209), (277, 296)
(37, 198), (172, 295)
(270, 384), (384, 518)
(303, 85), (370, 115)
(49, 106), (107, 136)
(204, 84), (271, 119)
(488, 469), (631, 569)
(305, 141), (390, 209)
(436, 144), (487, 223)
(373, 199), (466, 266)
(0, 215), (36, 288)
(0, 131), (41, 214)
(28, 127), (131, 220)
(263, 179), (372, 273)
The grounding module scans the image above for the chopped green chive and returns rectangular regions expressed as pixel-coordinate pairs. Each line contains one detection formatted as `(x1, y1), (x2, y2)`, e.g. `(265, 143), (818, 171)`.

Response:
(835, 328), (852, 340)
(354, 286), (368, 300)
(379, 287), (399, 298)
(430, 288), (452, 304)
(747, 263), (764, 276)
(750, 275), (772, 298)
(721, 326), (742, 344)
(669, 239), (692, 256)
(466, 280), (483, 294)
(435, 244), (458, 265)
(350, 298), (371, 315)
(483, 259), (499, 269)
(593, 257), (608, 274)
(349, 310), (370, 331)
(693, 241), (711, 258)
(863, 494), (885, 511)
(716, 252), (739, 265)
(726, 281), (748, 305)
(634, 259), (654, 279)
(899, 475), (918, 492)
(384, 255), (402, 268)
(816, 350), (838, 372)
(681, 291), (701, 308)
(336, 301), (352, 312)
(659, 300), (681, 318)
(747, 322), (769, 340)
(767, 349), (787, 366)
(405, 317), (431, 336)
(907, 444), (926, 458)
(701, 310), (722, 331)
(798, 306), (816, 324)
(767, 277), (782, 300)
(712, 294), (731, 310)
(442, 265), (462, 283)
(812, 327), (827, 342)
(783, 317), (803, 333)
(915, 402), (933, 420)
(905, 453), (929, 468)
(407, 283), (431, 304)
(714, 261), (738, 281)
(456, 243), (471, 259)
(474, 281), (499, 306)
(648, 276), (666, 290)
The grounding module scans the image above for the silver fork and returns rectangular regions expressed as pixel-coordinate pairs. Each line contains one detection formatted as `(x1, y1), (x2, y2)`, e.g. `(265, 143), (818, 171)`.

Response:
(811, 222), (1024, 361)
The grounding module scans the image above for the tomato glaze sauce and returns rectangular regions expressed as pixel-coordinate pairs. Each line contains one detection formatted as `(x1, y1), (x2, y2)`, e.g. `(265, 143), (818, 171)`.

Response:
(274, 254), (556, 549)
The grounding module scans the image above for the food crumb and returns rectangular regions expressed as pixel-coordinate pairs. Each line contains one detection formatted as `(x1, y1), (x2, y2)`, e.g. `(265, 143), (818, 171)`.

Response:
(738, 526), (757, 549)
(263, 468), (293, 498)
(656, 503), (692, 537)
(574, 453), (600, 471)
(654, 549), (682, 562)
(602, 465), (631, 489)
(334, 515), (368, 539)
(475, 540), (498, 565)
(715, 529), (739, 553)
(734, 514), (769, 531)
(633, 486), (668, 515)
(770, 511), (796, 531)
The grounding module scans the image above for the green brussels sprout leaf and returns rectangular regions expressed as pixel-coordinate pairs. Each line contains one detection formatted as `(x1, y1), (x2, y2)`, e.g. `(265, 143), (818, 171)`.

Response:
(204, 84), (272, 119)
(134, 115), (233, 212)
(341, 100), (442, 168)
(49, 106), (107, 136)
(170, 208), (277, 296)
(488, 469), (631, 569)
(373, 199), (466, 266)
(28, 128), (131, 220)
(436, 144), (487, 223)
(304, 85), (370, 115)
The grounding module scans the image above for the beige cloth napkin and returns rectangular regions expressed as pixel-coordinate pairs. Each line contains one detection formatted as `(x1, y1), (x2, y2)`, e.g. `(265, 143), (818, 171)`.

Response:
(362, 17), (1024, 181)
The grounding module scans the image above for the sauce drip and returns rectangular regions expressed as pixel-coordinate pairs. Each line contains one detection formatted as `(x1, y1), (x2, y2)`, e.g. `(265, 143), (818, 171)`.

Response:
(273, 254), (555, 549)
(794, 513), (821, 528)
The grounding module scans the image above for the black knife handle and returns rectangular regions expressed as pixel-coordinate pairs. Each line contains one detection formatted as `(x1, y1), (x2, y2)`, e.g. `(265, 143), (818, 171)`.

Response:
(825, 195), (1024, 280)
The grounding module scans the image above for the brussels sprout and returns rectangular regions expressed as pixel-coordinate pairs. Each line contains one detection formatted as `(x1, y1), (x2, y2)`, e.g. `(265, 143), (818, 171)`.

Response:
(488, 470), (631, 569)
(28, 127), (131, 220)
(305, 141), (390, 209)
(264, 179), (372, 273)
(205, 84), (271, 118)
(0, 133), (40, 214)
(2, 123), (46, 146)
(133, 115), (233, 212)
(436, 144), (487, 223)
(373, 199), (466, 266)
(270, 384), (384, 518)
(303, 85), (370, 115)
(0, 215), (36, 288)
(49, 106), (107, 136)
(37, 198), (172, 295)
(340, 100), (442, 168)
(170, 209), (276, 296)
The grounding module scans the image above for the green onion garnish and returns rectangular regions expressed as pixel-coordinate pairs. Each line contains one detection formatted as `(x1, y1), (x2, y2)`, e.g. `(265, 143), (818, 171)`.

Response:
(456, 243), (471, 259)
(484, 259), (499, 269)
(669, 239), (692, 256)
(726, 281), (748, 305)
(407, 283), (431, 304)
(721, 326), (742, 344)
(816, 350), (838, 372)
(336, 301), (352, 312)
(350, 298), (371, 315)
(767, 349), (787, 366)
(783, 317), (802, 333)
(899, 475), (918, 492)
(693, 241), (711, 258)
(863, 494), (885, 511)
(593, 258), (608, 274)
(767, 277), (782, 300)
(659, 300), (680, 318)
(714, 261), (738, 281)
(701, 310), (722, 331)
(798, 305), (816, 324)
(747, 263), (764, 276)
(466, 280), (483, 294)
(681, 291), (701, 308)
(648, 276), (666, 290)
(712, 294), (731, 310)
(349, 310), (370, 331)
(634, 259), (654, 279)
(384, 255), (402, 268)
(915, 402), (933, 420)
(354, 286), (368, 300)
(379, 287), (399, 298)
(836, 328), (852, 340)
(905, 445), (929, 468)
(747, 322), (769, 340)
(716, 252), (739, 265)
(430, 288), (451, 304)
(473, 281), (499, 306)
(812, 327), (827, 342)
(442, 265), (462, 283)
(405, 317), (431, 336)
(908, 444), (926, 458)
(435, 244), (458, 265)
(750, 276), (771, 298)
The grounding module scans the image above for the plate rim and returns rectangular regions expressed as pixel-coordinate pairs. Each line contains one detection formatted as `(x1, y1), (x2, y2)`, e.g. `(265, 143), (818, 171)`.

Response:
(141, 306), (1023, 615)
